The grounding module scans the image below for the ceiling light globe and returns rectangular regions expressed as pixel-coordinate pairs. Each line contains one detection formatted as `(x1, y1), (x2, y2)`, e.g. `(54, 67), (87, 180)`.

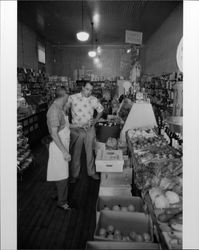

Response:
(76, 31), (89, 41)
(88, 50), (97, 58)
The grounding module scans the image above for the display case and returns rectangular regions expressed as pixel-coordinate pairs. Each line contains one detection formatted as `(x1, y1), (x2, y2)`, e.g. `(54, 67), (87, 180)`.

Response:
(126, 127), (182, 250)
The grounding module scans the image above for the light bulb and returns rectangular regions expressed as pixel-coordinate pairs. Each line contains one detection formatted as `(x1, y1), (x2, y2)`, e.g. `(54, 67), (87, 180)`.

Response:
(76, 31), (89, 42)
(94, 57), (100, 64)
(88, 50), (97, 58)
(97, 46), (101, 54)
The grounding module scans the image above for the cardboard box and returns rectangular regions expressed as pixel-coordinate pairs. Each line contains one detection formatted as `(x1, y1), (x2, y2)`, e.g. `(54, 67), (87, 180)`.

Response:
(99, 187), (132, 197)
(94, 211), (153, 242)
(96, 196), (144, 213)
(100, 167), (132, 187)
(86, 241), (160, 250)
(96, 150), (124, 173)
(95, 195), (143, 225)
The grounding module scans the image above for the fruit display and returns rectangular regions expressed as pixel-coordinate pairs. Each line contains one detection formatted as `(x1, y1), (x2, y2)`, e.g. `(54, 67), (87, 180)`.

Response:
(127, 126), (183, 249)
(98, 227), (151, 242)
(128, 128), (157, 140)
(17, 124), (33, 173)
(134, 160), (182, 192)
(103, 204), (136, 213)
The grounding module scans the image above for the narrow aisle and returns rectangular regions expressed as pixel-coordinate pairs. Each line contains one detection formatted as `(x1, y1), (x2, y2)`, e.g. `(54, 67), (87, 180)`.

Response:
(17, 142), (100, 249)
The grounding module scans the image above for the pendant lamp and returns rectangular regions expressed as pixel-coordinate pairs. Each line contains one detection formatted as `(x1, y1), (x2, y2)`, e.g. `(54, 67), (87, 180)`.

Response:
(88, 22), (96, 57)
(76, 0), (89, 42)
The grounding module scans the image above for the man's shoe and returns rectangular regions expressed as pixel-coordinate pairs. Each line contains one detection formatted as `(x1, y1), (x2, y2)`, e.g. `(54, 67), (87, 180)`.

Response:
(91, 173), (100, 180)
(51, 194), (58, 201)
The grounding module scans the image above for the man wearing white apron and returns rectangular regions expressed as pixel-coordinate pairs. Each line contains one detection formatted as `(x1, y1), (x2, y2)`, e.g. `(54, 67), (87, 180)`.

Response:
(47, 87), (71, 210)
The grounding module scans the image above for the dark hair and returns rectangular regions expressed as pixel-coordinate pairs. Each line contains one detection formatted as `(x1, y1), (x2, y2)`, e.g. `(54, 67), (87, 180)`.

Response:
(82, 81), (93, 87)
(55, 86), (67, 99)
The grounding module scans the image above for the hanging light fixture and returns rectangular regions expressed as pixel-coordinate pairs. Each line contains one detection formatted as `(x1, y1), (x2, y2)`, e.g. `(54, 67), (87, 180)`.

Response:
(88, 22), (96, 58)
(76, 0), (89, 42)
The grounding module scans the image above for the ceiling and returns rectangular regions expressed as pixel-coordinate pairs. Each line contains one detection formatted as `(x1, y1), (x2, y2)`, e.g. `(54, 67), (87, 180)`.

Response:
(18, 0), (181, 46)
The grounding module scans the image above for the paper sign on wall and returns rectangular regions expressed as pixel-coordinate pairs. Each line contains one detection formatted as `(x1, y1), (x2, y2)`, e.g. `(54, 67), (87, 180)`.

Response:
(125, 30), (143, 45)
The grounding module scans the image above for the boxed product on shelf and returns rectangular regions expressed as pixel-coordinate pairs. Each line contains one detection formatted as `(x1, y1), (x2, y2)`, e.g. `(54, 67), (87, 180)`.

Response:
(96, 150), (124, 172)
(100, 167), (132, 187)
(96, 196), (144, 213)
(86, 241), (160, 250)
(94, 210), (153, 242)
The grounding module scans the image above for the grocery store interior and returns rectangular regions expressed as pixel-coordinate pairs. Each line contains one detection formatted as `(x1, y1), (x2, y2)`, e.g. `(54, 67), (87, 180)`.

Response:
(17, 1), (183, 249)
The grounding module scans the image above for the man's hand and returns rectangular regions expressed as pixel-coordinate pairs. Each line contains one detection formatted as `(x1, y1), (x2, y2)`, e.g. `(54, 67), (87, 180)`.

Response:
(62, 151), (71, 162)
(82, 124), (89, 130)
(89, 118), (97, 126)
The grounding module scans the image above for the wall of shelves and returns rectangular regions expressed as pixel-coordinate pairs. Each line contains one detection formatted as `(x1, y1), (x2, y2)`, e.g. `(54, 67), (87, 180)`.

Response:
(140, 72), (183, 130)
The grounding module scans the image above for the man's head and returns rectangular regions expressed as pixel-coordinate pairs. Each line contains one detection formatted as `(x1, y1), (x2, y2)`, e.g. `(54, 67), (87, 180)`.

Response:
(81, 82), (93, 98)
(55, 86), (68, 106)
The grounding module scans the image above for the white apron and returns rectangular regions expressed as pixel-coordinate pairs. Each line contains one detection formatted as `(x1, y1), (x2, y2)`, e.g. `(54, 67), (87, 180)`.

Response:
(47, 116), (70, 181)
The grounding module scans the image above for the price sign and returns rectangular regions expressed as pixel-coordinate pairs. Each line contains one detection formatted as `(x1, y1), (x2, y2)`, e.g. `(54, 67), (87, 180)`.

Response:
(125, 30), (143, 45)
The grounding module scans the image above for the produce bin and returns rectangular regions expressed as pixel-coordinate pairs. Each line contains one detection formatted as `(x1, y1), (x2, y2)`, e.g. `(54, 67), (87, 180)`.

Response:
(95, 123), (121, 143)
(96, 150), (124, 173)
(86, 241), (160, 250)
(100, 167), (132, 187)
(94, 210), (153, 242)
(99, 187), (132, 197)
(96, 196), (144, 213)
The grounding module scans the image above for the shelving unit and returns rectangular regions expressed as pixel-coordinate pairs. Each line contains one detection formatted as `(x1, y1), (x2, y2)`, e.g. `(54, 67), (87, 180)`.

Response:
(141, 72), (183, 133)
(17, 123), (33, 179)
(18, 110), (48, 146)
(17, 67), (48, 97)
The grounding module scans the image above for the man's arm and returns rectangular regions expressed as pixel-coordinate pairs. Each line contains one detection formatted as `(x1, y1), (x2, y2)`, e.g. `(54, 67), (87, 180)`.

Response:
(90, 97), (104, 126)
(64, 95), (72, 114)
(91, 111), (103, 126)
(50, 127), (71, 161)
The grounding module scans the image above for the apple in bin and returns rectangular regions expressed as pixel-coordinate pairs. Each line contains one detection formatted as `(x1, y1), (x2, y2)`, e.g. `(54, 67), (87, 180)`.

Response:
(129, 231), (137, 241)
(99, 228), (106, 237)
(107, 234), (114, 240)
(128, 204), (136, 212)
(114, 229), (121, 236)
(112, 205), (120, 211)
(135, 234), (144, 242)
(143, 232), (151, 242)
(114, 234), (122, 240)
(121, 206), (128, 212)
(107, 225), (115, 233)
(103, 205), (110, 211)
(122, 236), (131, 242)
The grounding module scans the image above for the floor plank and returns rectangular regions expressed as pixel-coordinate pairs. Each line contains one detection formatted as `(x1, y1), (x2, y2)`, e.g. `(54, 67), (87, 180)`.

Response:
(18, 142), (100, 249)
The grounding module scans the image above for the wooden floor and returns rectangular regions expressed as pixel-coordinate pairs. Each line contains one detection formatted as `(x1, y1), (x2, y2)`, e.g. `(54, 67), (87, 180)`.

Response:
(17, 142), (100, 250)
